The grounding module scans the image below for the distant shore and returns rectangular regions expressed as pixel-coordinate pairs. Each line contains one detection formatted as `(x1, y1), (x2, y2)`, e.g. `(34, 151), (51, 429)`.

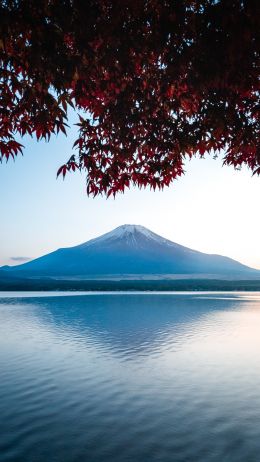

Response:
(1, 278), (260, 292)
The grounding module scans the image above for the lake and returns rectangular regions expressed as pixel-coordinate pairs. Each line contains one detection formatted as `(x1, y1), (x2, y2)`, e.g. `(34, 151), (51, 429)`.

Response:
(1, 292), (260, 462)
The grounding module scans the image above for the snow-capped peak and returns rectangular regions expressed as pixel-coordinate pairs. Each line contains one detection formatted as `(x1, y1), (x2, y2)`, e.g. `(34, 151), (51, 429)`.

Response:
(109, 224), (154, 238)
(79, 224), (178, 249)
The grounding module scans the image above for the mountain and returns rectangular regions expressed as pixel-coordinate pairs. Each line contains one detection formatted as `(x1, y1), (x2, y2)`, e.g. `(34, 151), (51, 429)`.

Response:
(2, 224), (259, 280)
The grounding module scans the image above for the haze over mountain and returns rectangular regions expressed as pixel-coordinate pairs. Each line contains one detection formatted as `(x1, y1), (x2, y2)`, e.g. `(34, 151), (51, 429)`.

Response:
(1, 225), (259, 280)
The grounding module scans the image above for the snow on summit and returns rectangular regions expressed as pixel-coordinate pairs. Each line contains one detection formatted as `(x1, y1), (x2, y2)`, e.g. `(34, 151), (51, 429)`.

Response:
(80, 224), (176, 249)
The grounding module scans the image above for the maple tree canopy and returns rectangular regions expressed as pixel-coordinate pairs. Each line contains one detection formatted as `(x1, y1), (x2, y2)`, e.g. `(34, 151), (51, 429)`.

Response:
(0, 0), (259, 196)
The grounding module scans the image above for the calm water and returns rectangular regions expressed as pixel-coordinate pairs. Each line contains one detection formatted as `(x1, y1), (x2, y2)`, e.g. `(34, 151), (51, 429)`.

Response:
(1, 292), (260, 462)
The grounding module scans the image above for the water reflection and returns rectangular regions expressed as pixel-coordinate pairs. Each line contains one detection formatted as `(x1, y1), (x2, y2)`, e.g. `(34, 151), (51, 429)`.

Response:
(0, 293), (260, 462)
(0, 293), (247, 354)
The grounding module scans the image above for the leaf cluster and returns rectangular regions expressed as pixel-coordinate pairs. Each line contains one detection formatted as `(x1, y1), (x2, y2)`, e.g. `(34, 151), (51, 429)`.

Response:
(1, 0), (259, 195)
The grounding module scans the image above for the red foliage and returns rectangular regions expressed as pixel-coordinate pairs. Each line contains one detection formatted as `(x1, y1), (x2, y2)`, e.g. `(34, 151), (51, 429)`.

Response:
(0, 0), (259, 195)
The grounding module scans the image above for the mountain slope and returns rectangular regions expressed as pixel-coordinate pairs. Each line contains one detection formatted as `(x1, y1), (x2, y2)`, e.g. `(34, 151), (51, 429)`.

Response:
(2, 225), (259, 279)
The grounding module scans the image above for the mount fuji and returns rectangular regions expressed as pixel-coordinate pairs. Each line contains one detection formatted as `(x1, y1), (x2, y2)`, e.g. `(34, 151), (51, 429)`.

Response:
(2, 224), (259, 280)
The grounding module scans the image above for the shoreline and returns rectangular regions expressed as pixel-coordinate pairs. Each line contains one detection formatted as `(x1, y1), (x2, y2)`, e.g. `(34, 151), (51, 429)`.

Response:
(1, 278), (260, 292)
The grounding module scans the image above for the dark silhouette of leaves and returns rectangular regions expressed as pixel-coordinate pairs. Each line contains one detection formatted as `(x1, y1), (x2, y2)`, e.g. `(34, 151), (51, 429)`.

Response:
(0, 0), (259, 195)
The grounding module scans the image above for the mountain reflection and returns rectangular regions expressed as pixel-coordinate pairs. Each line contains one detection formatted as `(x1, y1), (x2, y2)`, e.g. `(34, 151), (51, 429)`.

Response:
(1, 293), (249, 357)
(1, 293), (260, 462)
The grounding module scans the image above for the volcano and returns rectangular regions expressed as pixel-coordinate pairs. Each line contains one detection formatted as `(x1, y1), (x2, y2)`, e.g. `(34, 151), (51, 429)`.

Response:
(2, 225), (259, 280)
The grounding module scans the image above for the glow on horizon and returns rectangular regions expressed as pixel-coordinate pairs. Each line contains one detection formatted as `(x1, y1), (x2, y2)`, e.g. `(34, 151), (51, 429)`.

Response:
(0, 126), (260, 270)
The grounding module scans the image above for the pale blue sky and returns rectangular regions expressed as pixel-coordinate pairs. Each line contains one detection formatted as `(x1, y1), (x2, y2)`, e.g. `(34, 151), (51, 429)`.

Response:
(1, 117), (260, 269)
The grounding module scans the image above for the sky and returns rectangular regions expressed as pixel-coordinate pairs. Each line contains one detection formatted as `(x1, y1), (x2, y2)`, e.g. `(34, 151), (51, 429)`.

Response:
(1, 117), (260, 269)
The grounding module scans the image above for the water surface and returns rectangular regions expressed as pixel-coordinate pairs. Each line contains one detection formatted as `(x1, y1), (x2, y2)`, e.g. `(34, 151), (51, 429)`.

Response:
(0, 292), (260, 462)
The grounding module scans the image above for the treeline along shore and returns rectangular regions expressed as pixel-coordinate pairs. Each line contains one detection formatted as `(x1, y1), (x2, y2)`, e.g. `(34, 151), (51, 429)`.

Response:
(1, 277), (260, 292)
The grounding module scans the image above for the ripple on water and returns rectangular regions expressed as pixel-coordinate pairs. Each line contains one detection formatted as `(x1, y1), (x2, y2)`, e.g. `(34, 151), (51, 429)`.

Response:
(1, 292), (260, 462)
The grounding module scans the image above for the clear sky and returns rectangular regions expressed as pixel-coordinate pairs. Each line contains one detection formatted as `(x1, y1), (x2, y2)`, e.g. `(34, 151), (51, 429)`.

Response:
(1, 117), (260, 269)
